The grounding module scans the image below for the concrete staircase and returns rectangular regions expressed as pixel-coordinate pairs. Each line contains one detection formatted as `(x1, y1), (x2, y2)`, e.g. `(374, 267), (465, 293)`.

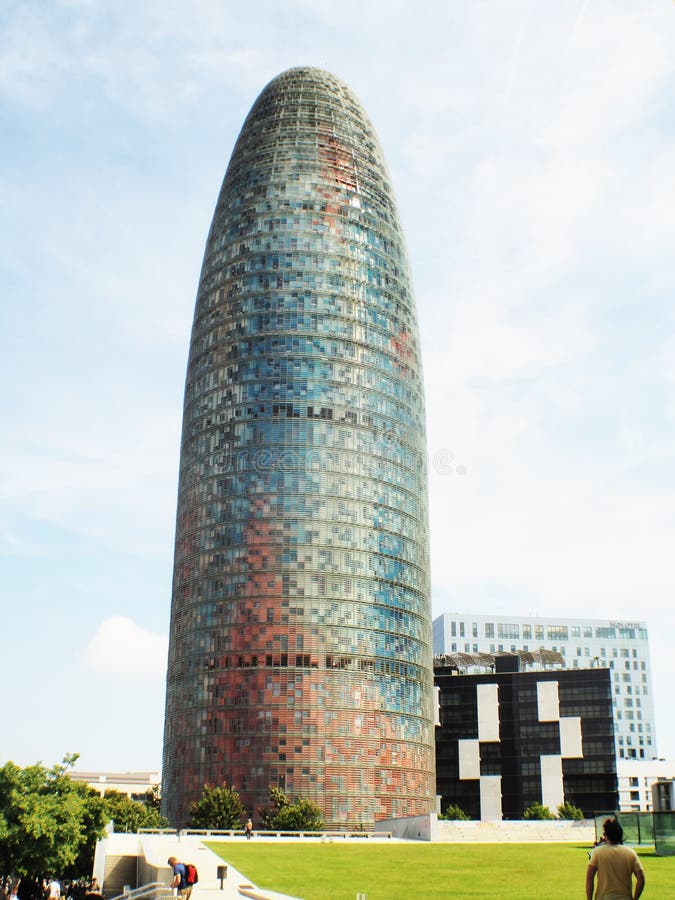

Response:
(94, 833), (301, 900)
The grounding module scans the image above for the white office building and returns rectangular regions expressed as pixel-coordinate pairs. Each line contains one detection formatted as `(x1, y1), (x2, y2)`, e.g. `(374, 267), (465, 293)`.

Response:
(68, 770), (160, 799)
(433, 613), (656, 761)
(617, 759), (675, 811)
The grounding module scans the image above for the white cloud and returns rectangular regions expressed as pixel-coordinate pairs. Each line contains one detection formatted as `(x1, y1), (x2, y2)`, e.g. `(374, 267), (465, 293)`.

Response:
(85, 616), (168, 676)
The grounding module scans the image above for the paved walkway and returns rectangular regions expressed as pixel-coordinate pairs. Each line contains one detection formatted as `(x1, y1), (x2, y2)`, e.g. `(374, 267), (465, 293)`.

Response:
(138, 835), (302, 900)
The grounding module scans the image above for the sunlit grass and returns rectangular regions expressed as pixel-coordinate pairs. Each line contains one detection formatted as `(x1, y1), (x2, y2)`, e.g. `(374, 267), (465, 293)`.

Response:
(205, 840), (675, 900)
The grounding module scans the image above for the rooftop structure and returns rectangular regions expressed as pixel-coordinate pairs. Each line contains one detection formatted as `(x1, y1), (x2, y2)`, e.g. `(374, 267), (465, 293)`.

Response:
(162, 68), (436, 828)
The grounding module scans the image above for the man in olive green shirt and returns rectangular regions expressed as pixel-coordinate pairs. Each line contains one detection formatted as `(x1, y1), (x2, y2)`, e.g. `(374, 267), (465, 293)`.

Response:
(586, 818), (645, 900)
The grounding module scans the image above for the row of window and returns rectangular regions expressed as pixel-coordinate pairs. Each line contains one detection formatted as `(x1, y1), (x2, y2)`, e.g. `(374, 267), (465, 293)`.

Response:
(447, 619), (647, 643)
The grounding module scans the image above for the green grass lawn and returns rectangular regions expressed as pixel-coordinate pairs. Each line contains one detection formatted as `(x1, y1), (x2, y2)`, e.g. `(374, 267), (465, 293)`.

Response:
(205, 841), (675, 900)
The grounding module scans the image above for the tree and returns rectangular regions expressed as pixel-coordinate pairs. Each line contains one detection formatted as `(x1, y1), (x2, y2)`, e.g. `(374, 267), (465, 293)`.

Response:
(259, 786), (325, 832)
(142, 784), (162, 814)
(101, 791), (169, 832)
(523, 802), (556, 820)
(438, 804), (470, 821)
(557, 801), (584, 820)
(188, 785), (246, 829)
(0, 755), (108, 878)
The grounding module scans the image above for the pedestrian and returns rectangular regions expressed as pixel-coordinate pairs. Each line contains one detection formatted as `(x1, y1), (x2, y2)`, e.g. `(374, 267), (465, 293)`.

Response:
(45, 880), (61, 900)
(167, 858), (192, 900)
(586, 818), (645, 900)
(245, 818), (253, 840)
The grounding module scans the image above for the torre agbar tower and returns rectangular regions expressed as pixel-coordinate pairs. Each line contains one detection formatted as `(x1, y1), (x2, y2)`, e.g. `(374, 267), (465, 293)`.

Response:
(162, 68), (435, 828)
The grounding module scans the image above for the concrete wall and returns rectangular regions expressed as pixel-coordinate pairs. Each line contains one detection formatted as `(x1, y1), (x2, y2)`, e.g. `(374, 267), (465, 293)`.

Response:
(374, 814), (595, 842)
(93, 833), (141, 895)
(435, 819), (595, 842)
(375, 813), (437, 841)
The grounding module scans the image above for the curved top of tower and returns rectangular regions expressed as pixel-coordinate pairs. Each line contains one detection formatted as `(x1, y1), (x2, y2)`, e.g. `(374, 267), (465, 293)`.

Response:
(241, 66), (384, 158)
(201, 66), (418, 355)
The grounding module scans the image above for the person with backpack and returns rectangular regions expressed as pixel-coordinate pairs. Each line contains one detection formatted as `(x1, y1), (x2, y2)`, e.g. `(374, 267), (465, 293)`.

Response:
(167, 858), (198, 900)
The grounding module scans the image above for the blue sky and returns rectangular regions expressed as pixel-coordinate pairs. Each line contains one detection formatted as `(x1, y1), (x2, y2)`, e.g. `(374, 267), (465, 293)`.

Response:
(2, 0), (675, 771)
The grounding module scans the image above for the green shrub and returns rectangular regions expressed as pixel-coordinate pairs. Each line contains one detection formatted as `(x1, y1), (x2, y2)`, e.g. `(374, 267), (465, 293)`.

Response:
(438, 804), (470, 821)
(259, 786), (325, 831)
(522, 802), (555, 820)
(189, 784), (245, 829)
(557, 801), (584, 820)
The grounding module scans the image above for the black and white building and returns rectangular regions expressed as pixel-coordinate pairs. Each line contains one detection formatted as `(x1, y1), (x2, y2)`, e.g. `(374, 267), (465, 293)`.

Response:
(434, 654), (618, 820)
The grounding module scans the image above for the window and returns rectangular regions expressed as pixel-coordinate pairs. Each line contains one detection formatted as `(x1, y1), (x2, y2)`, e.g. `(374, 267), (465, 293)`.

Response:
(547, 625), (568, 641)
(498, 623), (519, 639)
(523, 624), (532, 639)
(571, 626), (581, 637)
(595, 627), (616, 639)
(485, 623), (495, 638)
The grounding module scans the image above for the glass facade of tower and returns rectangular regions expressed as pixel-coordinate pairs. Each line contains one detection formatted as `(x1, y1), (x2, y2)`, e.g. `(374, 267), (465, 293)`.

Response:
(162, 68), (435, 828)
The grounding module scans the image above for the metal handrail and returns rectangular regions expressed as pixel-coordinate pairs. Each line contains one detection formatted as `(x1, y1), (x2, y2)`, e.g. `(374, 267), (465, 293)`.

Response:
(179, 828), (392, 839)
(107, 882), (173, 900)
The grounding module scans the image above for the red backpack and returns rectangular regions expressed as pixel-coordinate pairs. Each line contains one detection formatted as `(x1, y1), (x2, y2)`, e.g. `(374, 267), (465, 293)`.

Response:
(184, 864), (198, 886)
